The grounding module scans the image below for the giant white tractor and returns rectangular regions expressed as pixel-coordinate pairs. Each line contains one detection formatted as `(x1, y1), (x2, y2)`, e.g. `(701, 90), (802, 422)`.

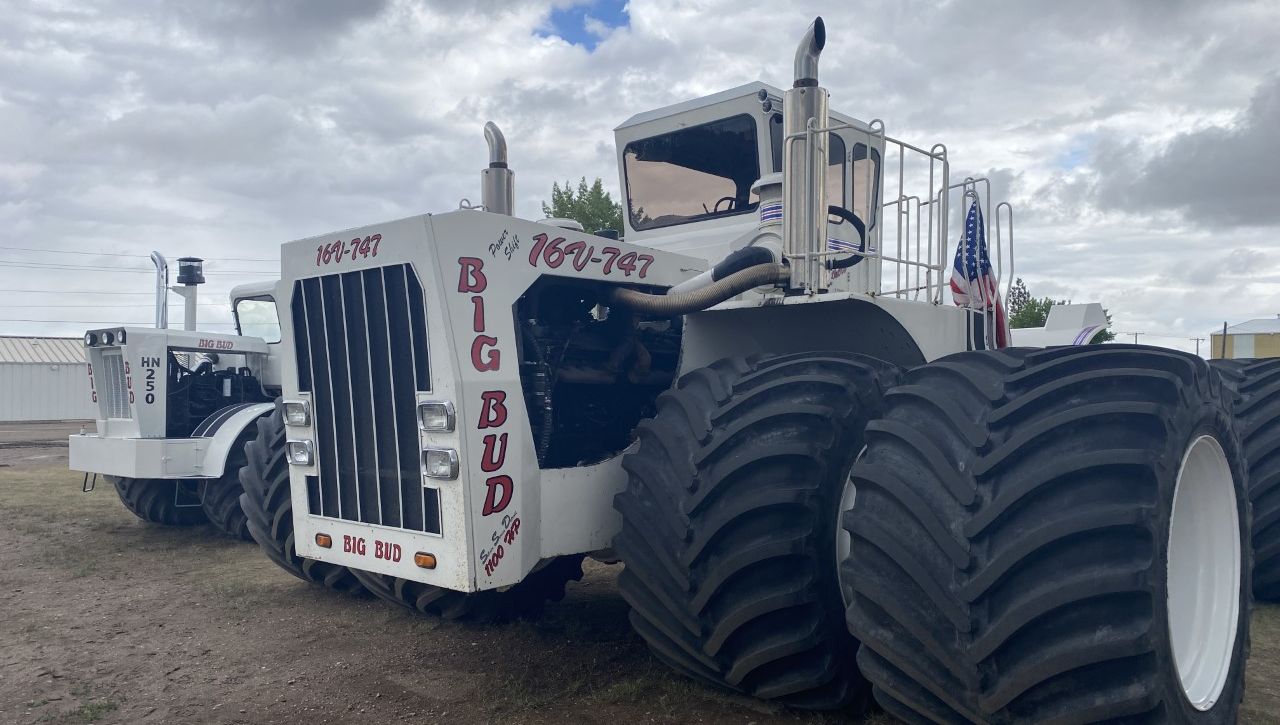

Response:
(71, 18), (1277, 723)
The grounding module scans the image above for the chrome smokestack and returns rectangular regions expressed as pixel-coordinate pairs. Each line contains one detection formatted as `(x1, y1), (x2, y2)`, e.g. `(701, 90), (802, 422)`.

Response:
(150, 251), (169, 329)
(481, 121), (515, 216)
(793, 16), (825, 87)
(782, 17), (830, 292)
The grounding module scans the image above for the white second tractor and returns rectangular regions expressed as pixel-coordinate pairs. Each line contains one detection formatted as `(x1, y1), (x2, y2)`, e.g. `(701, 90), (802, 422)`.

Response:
(70, 257), (284, 541)
(72, 17), (1278, 722)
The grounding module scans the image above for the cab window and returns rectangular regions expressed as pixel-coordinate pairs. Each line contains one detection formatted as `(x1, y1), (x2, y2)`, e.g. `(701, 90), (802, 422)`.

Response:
(234, 296), (280, 343)
(624, 114), (761, 230)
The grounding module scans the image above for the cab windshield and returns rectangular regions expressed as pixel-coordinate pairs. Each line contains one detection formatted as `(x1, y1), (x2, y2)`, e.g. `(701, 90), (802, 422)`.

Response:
(624, 114), (761, 230)
(234, 296), (280, 343)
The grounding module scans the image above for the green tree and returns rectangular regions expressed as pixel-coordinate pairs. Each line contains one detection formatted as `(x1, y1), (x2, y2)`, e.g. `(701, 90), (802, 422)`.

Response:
(1007, 277), (1116, 343)
(541, 177), (624, 235)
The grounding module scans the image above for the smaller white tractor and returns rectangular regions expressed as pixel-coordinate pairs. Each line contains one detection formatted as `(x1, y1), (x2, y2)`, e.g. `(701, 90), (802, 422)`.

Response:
(69, 256), (283, 540)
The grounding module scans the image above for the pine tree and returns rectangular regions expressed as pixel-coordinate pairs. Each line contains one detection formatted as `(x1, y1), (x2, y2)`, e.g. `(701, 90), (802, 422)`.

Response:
(541, 177), (624, 236)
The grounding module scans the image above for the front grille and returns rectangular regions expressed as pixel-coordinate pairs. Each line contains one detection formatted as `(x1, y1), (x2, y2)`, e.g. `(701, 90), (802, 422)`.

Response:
(100, 350), (131, 419)
(291, 264), (440, 535)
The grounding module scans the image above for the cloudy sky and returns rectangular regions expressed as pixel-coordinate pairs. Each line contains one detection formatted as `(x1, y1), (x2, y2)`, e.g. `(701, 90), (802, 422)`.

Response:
(2, 0), (1278, 354)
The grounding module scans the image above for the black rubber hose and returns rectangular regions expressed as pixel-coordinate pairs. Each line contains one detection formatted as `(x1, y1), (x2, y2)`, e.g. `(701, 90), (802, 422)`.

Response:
(610, 263), (789, 315)
(712, 245), (775, 281)
(826, 206), (867, 270)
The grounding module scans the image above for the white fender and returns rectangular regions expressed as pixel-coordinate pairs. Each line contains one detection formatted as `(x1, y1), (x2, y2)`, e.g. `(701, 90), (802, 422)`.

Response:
(194, 402), (275, 478)
(1010, 303), (1109, 348)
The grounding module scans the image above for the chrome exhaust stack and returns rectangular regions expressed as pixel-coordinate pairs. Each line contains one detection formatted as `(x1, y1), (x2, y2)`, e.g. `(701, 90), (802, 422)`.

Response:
(481, 121), (515, 216)
(782, 17), (830, 293)
(150, 251), (169, 329)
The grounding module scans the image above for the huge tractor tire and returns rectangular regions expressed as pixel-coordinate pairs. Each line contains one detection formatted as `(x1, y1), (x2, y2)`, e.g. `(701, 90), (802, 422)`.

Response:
(351, 555), (585, 622)
(110, 475), (208, 526)
(1210, 358), (1280, 601)
(613, 352), (902, 711)
(238, 407), (366, 594)
(198, 424), (259, 541)
(844, 346), (1250, 723)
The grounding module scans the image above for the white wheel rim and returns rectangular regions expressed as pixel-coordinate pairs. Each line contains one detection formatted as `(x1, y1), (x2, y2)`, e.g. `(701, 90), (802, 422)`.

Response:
(835, 447), (866, 609)
(1167, 435), (1241, 712)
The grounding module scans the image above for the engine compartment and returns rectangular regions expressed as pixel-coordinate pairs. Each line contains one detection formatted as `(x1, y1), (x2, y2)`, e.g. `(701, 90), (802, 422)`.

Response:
(515, 277), (682, 468)
(165, 352), (272, 437)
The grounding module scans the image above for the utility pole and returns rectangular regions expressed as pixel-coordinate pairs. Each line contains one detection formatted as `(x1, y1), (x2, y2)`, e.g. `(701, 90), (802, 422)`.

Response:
(1191, 337), (1204, 356)
(1131, 332), (1141, 344)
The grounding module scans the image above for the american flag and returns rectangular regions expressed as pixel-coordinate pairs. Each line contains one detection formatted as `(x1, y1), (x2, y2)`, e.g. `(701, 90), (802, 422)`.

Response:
(950, 198), (1009, 348)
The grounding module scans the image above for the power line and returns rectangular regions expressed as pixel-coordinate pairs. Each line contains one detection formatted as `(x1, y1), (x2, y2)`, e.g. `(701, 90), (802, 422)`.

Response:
(0, 260), (268, 275)
(0, 289), (156, 295)
(0, 303), (228, 308)
(0, 245), (279, 263)
(0, 319), (237, 325)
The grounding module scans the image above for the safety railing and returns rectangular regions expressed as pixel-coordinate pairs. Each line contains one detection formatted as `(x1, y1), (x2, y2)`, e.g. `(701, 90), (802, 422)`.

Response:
(783, 117), (1016, 345)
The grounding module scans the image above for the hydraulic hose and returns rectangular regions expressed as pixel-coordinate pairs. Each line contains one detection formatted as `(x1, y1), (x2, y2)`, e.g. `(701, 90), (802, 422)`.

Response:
(609, 263), (789, 315)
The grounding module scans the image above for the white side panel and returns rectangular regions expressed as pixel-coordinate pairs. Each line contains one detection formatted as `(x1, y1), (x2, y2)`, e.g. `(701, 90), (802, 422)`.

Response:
(69, 436), (204, 478)
(538, 451), (630, 557)
(0, 363), (97, 422)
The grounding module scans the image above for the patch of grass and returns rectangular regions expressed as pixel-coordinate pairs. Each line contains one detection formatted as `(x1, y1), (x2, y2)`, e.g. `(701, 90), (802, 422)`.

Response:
(66, 700), (119, 723)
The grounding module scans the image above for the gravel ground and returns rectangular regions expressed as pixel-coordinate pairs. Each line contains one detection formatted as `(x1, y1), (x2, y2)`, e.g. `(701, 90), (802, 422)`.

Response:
(0, 425), (1275, 724)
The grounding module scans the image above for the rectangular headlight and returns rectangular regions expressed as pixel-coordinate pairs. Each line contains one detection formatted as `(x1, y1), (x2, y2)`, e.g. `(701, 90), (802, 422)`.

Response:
(283, 400), (311, 427)
(422, 448), (459, 480)
(286, 439), (314, 466)
(418, 401), (456, 432)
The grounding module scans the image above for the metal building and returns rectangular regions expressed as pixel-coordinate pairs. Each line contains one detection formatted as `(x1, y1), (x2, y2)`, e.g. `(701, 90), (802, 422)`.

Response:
(1210, 316), (1280, 360)
(0, 336), (96, 422)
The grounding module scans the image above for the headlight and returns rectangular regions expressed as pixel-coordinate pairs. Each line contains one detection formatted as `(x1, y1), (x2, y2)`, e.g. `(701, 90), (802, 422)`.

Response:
(285, 439), (314, 466)
(283, 400), (311, 427)
(418, 401), (456, 432)
(84, 332), (98, 347)
(116, 329), (127, 344)
(422, 448), (459, 480)
(102, 330), (115, 346)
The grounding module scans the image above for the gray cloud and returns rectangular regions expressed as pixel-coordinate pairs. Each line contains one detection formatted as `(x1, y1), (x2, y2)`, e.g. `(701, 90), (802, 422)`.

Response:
(1103, 76), (1280, 226)
(1, 0), (1279, 353)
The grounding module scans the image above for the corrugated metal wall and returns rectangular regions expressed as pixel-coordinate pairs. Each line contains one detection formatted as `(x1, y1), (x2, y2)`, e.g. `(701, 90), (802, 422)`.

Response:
(0, 363), (97, 422)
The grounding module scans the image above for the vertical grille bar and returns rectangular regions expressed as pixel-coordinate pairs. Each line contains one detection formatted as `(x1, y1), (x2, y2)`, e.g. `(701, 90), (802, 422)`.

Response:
(364, 268), (402, 528)
(292, 263), (438, 535)
(382, 265), (425, 533)
(101, 351), (131, 419)
(301, 278), (340, 518)
(319, 275), (358, 520)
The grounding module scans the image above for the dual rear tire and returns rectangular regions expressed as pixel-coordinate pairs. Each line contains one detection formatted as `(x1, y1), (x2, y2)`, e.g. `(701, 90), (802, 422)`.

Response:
(613, 352), (902, 711)
(616, 346), (1251, 722)
(844, 346), (1250, 723)
(1211, 358), (1280, 601)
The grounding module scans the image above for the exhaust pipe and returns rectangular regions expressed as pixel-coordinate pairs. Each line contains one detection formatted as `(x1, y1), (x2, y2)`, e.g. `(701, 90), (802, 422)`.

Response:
(481, 121), (514, 216)
(150, 251), (169, 329)
(793, 16), (825, 87)
(782, 17), (830, 292)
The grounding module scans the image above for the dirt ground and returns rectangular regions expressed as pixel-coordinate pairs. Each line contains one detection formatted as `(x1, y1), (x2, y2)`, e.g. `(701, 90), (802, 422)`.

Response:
(1, 424), (1277, 725)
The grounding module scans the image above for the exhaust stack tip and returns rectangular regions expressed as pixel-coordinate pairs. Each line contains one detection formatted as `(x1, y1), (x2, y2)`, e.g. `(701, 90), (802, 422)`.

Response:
(793, 16), (825, 88)
(483, 121), (508, 168)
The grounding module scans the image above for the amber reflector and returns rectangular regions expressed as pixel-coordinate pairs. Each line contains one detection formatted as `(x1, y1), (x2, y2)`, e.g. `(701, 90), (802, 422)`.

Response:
(315, 533), (333, 548)
(414, 552), (437, 569)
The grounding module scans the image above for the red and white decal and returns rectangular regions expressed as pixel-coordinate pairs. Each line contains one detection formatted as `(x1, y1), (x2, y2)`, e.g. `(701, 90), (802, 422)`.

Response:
(527, 233), (654, 278)
(197, 339), (235, 350)
(457, 256), (515, 527)
(342, 534), (403, 563)
(315, 234), (381, 267)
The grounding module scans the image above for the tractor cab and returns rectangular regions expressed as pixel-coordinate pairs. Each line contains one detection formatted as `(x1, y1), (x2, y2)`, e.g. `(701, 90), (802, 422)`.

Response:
(614, 82), (884, 293)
